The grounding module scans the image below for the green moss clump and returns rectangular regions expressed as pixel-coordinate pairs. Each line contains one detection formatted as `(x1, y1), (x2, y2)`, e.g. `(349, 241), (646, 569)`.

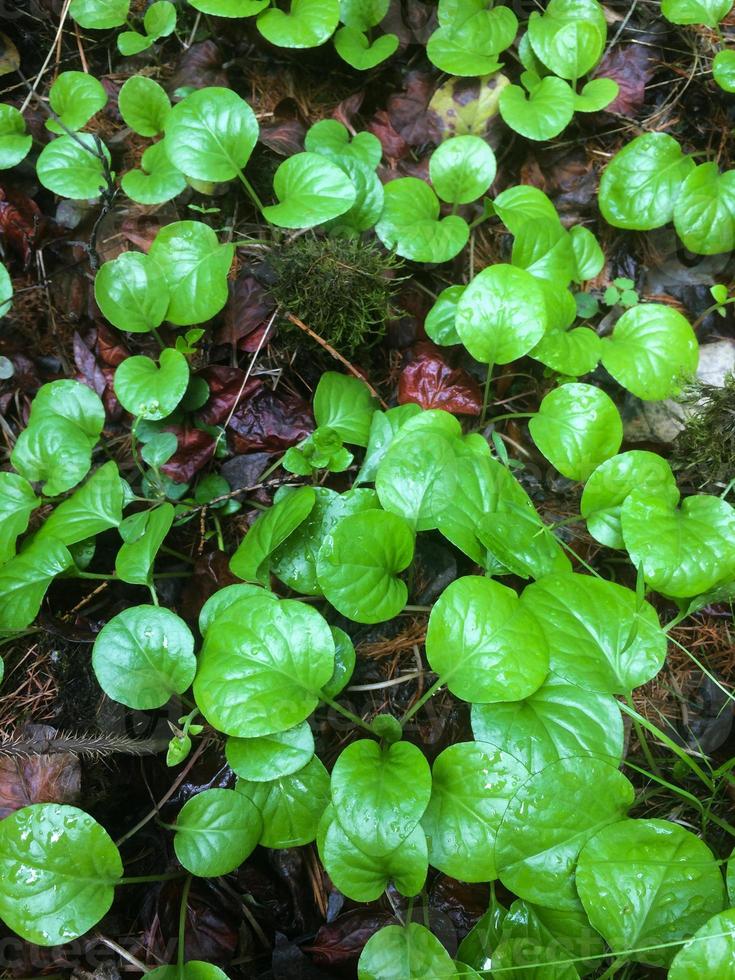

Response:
(673, 372), (735, 484)
(268, 235), (403, 355)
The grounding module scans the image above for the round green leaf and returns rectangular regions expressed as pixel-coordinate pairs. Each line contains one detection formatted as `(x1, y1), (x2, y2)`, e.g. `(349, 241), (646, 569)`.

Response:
(522, 572), (667, 694)
(496, 757), (634, 911)
(334, 27), (398, 70)
(0, 803), (122, 946)
(37, 133), (111, 199)
(257, 0), (340, 47)
(95, 251), (170, 333)
(0, 261), (10, 317)
(601, 303), (698, 400)
(230, 485), (316, 585)
(422, 742), (528, 882)
(313, 371), (378, 446)
(0, 537), (72, 632)
(375, 177), (469, 263)
(148, 220), (234, 327)
(190, 0), (268, 14)
(198, 583), (274, 636)
(304, 118), (381, 169)
(581, 450), (680, 549)
(498, 77), (575, 141)
(472, 672), (625, 774)
(226, 721), (314, 781)
(358, 922), (459, 980)
(316, 509), (414, 623)
(621, 492), (735, 598)
(92, 605), (196, 709)
(511, 219), (577, 286)
(574, 76), (619, 112)
(11, 417), (94, 496)
(427, 4), (517, 77)
(429, 135), (496, 206)
(577, 819), (726, 967)
(114, 349), (189, 420)
(194, 597), (335, 737)
(263, 152), (356, 229)
(528, 0), (606, 79)
(0, 473), (39, 566)
(425, 285), (464, 346)
(493, 184), (559, 235)
(713, 49), (735, 92)
(235, 755), (330, 847)
(674, 162), (735, 255)
(28, 378), (105, 441)
(121, 141), (187, 205)
(0, 104), (32, 169)
(173, 788), (262, 876)
(477, 505), (572, 581)
(426, 575), (549, 703)
(70, 0), (130, 28)
(118, 75), (171, 136)
(46, 71), (107, 134)
(455, 264), (547, 365)
(144, 0), (176, 37)
(164, 87), (258, 182)
(529, 383), (623, 481)
(669, 909), (735, 979)
(148, 962), (230, 980)
(376, 429), (457, 531)
(662, 0), (733, 26)
(530, 326), (602, 377)
(599, 132), (695, 230)
(331, 739), (432, 857)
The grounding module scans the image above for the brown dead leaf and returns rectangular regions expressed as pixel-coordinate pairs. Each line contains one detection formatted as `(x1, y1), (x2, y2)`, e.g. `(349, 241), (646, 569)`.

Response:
(0, 725), (81, 819)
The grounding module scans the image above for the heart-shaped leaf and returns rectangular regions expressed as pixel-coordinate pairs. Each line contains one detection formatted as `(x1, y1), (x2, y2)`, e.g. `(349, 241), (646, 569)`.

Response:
(499, 77), (575, 141)
(673, 162), (735, 255)
(493, 184), (559, 234)
(358, 922), (466, 980)
(427, 4), (517, 76)
(528, 0), (606, 79)
(95, 251), (170, 333)
(426, 576), (549, 703)
(313, 371), (378, 446)
(46, 71), (107, 134)
(577, 818), (726, 967)
(230, 485), (316, 584)
(263, 152), (357, 228)
(0, 473), (39, 566)
(235, 755), (330, 847)
(118, 75), (171, 136)
(0, 537), (73, 632)
(121, 141), (186, 205)
(530, 326), (602, 377)
(28, 379), (105, 442)
(92, 604), (196, 709)
(173, 788), (262, 876)
(38, 461), (123, 546)
(0, 104), (31, 169)
(11, 417), (95, 496)
(669, 909), (735, 978)
(70, 0), (129, 29)
(429, 135), (497, 206)
(305, 119), (382, 168)
(661, 0), (733, 26)
(226, 721), (314, 781)
(529, 383), (623, 481)
(36, 133), (111, 199)
(574, 77), (619, 112)
(316, 509), (414, 623)
(257, 0), (340, 47)
(114, 349), (189, 420)
(0, 803), (122, 945)
(375, 177), (469, 263)
(334, 27), (398, 69)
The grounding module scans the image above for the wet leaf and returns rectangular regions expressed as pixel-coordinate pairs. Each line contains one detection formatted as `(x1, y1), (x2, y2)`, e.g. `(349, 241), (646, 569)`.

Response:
(398, 344), (482, 415)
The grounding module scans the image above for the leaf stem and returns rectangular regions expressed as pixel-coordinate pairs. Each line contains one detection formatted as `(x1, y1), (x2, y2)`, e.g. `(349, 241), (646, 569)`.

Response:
(319, 692), (377, 735)
(487, 411), (535, 424)
(480, 362), (493, 425)
(235, 168), (264, 213)
(118, 871), (187, 885)
(178, 875), (192, 979)
(624, 692), (661, 776)
(400, 677), (443, 725)
(618, 700), (714, 791)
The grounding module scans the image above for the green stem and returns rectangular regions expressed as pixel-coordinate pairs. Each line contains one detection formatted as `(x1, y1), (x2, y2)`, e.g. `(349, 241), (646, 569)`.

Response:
(161, 545), (195, 564)
(75, 571), (116, 580)
(401, 677), (443, 725)
(480, 362), (494, 425)
(148, 584), (159, 607)
(487, 411), (535, 425)
(151, 327), (166, 351)
(624, 692), (661, 777)
(236, 169), (264, 213)
(118, 871), (187, 885)
(617, 701), (714, 791)
(598, 957), (625, 980)
(178, 875), (192, 979)
(319, 692), (377, 735)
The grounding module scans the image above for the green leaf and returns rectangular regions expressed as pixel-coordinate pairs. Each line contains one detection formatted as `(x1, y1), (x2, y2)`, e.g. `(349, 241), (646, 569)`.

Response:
(37, 461), (122, 546)
(92, 604), (195, 709)
(118, 76), (171, 136)
(229, 485), (316, 584)
(496, 757), (634, 911)
(376, 428), (458, 532)
(69, 0), (130, 29)
(194, 596), (335, 737)
(115, 503), (174, 585)
(144, 0), (176, 38)
(36, 133), (111, 199)
(272, 487), (378, 595)
(455, 264), (547, 364)
(235, 755), (330, 847)
(375, 177), (469, 263)
(661, 0), (733, 26)
(669, 909), (735, 979)
(313, 371), (378, 446)
(0, 262), (10, 317)
(46, 71), (107, 134)
(424, 285), (464, 346)
(94, 251), (170, 333)
(189, 0), (269, 14)
(601, 303), (698, 400)
(621, 492), (735, 598)
(426, 576), (548, 703)
(263, 151), (356, 228)
(147, 963), (229, 980)
(340, 0), (389, 30)
(28, 379), (105, 442)
(173, 788), (262, 876)
(599, 133), (695, 230)
(322, 626), (356, 698)
(530, 326), (602, 377)
(528, 0), (606, 79)
(457, 896), (508, 973)
(117, 29), (153, 56)
(321, 817), (428, 902)
(0, 104), (32, 169)
(114, 349), (189, 421)
(11, 417), (95, 496)
(355, 404), (422, 484)
(122, 141), (187, 205)
(574, 76), (619, 112)
(499, 77), (575, 141)
(328, 156), (384, 232)
(429, 135), (496, 206)
(226, 721), (314, 781)
(493, 184), (559, 235)
(164, 87), (258, 182)
(581, 450), (680, 549)
(522, 572), (667, 694)
(0, 473), (39, 566)
(476, 505), (572, 580)
(0, 537), (72, 632)
(673, 162), (735, 255)
(511, 219), (577, 285)
(334, 27), (398, 69)
(577, 818), (726, 967)
(427, 4), (518, 77)
(148, 220), (235, 327)
(0, 803), (122, 946)
(529, 383), (623, 481)
(422, 742), (528, 882)
(198, 583), (274, 636)
(472, 673), (625, 774)
(358, 923), (457, 980)
(713, 49), (735, 92)
(331, 739), (431, 856)
(569, 225), (604, 281)
(257, 0), (340, 47)
(316, 509), (414, 623)
(305, 118), (381, 168)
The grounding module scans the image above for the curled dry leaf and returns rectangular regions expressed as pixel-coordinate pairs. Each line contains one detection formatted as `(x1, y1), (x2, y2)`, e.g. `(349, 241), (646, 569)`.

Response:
(398, 343), (483, 415)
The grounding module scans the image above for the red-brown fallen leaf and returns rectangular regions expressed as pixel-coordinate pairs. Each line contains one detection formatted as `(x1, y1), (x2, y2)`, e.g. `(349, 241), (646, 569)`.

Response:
(196, 365), (261, 426)
(594, 45), (656, 115)
(96, 321), (129, 367)
(332, 91), (365, 130)
(304, 911), (393, 967)
(368, 109), (409, 162)
(387, 71), (435, 147)
(217, 274), (276, 347)
(229, 384), (313, 453)
(0, 185), (44, 266)
(398, 342), (483, 415)
(260, 98), (307, 156)
(169, 39), (229, 93)
(74, 330), (107, 397)
(161, 426), (217, 483)
(0, 725), (81, 819)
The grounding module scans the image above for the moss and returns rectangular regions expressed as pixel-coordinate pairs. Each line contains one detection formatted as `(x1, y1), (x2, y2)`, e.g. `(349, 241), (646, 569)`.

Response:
(673, 372), (735, 485)
(268, 234), (403, 355)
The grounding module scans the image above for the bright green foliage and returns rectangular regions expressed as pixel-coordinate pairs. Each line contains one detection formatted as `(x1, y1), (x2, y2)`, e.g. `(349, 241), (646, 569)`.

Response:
(0, 473), (40, 566)
(713, 49), (735, 92)
(264, 152), (357, 228)
(499, 77), (576, 141)
(673, 163), (735, 255)
(257, 0), (340, 48)
(477, 504), (571, 580)
(114, 349), (189, 420)
(0, 536), (73, 632)
(0, 804), (122, 945)
(669, 909), (735, 978)
(198, 583), (273, 636)
(425, 285), (464, 346)
(375, 177), (469, 263)
(95, 251), (170, 333)
(527, 0), (607, 79)
(0, 262), (11, 316)
(226, 721), (315, 781)
(118, 76), (171, 136)
(36, 133), (111, 199)
(46, 71), (107, 134)
(148, 964), (229, 980)
(235, 755), (330, 847)
(429, 135), (496, 205)
(355, 403), (422, 484)
(38, 461), (122, 546)
(313, 372), (378, 446)
(574, 77), (619, 111)
(118, 0), (176, 55)
(283, 427), (352, 476)
(165, 87), (258, 182)
(70, 0), (130, 29)
(305, 119), (382, 168)
(662, 0), (733, 25)
(115, 504), (173, 585)
(531, 325), (602, 377)
(0, 105), (31, 170)
(230, 485), (316, 584)
(334, 27), (398, 69)
(427, 3), (518, 77)
(173, 788), (262, 876)
(190, 0), (268, 13)
(122, 141), (187, 205)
